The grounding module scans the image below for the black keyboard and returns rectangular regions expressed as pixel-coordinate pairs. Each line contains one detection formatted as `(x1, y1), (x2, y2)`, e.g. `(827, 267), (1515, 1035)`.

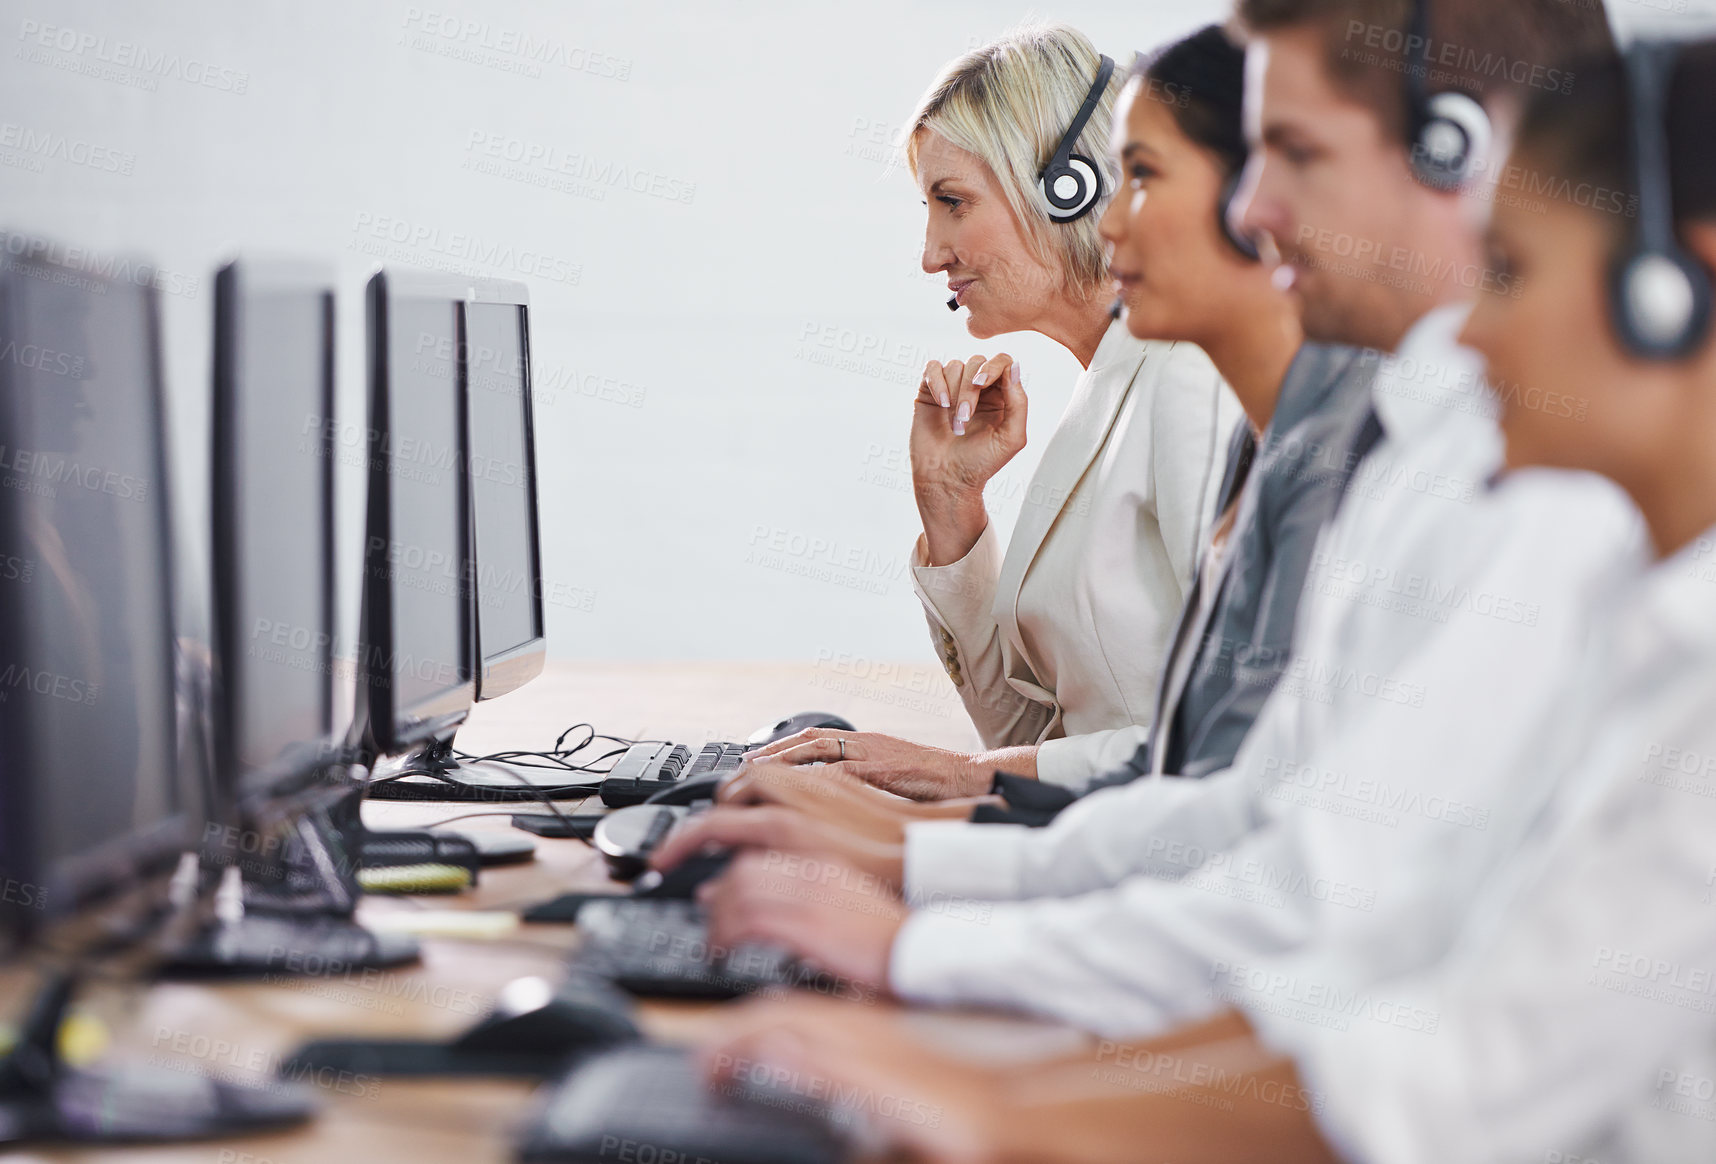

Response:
(572, 899), (838, 1000)
(598, 741), (750, 807)
(517, 1043), (850, 1164)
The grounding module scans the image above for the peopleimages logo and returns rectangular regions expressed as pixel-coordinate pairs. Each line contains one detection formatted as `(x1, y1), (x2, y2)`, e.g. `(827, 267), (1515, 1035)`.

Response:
(0, 447), (153, 507)
(0, 230), (201, 299)
(0, 662), (99, 706)
(0, 554), (34, 584)
(0, 874), (45, 910)
(462, 132), (696, 204)
(349, 212), (581, 286)
(399, 8), (632, 81)
(0, 122), (136, 175)
(1340, 20), (1576, 96)
(16, 19), (250, 94)
(0, 339), (84, 378)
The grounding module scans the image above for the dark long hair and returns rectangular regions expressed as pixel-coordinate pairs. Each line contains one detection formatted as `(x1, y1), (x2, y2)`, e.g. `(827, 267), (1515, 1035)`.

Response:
(1131, 25), (1248, 180)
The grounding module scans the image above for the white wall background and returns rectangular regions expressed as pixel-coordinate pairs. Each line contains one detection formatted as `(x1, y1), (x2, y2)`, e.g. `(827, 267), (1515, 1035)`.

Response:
(0, 0), (1230, 664)
(3, 0), (1704, 664)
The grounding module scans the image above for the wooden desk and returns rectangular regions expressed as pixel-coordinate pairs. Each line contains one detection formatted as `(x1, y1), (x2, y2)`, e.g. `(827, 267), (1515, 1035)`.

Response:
(10, 660), (1008, 1164)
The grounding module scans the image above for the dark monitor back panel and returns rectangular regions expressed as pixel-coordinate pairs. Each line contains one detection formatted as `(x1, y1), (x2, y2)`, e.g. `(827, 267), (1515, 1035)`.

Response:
(0, 248), (189, 945)
(462, 292), (544, 700)
(356, 270), (477, 758)
(211, 262), (339, 809)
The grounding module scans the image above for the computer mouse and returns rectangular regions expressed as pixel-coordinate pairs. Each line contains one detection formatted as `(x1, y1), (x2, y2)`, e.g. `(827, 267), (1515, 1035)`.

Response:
(280, 971), (641, 1079)
(516, 1043), (849, 1164)
(632, 850), (734, 900)
(594, 804), (692, 881)
(744, 711), (856, 749)
(453, 972), (640, 1055)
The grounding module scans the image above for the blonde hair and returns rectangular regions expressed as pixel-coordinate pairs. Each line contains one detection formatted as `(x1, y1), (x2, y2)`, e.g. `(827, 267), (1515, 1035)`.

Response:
(904, 24), (1120, 294)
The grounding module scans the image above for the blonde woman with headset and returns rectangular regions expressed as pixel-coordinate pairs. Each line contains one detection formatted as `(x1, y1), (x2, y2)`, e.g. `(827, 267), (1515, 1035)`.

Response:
(756, 26), (1243, 797)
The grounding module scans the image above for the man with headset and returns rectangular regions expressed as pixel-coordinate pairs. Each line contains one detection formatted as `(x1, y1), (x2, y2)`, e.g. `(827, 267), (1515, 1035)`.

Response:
(665, 0), (1638, 1037)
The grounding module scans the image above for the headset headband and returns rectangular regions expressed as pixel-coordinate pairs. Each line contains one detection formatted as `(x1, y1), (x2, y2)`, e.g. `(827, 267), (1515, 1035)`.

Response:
(1404, 0), (1433, 134)
(1400, 0), (1491, 191)
(1627, 39), (1679, 254)
(1043, 54), (1115, 181)
(1610, 37), (1712, 359)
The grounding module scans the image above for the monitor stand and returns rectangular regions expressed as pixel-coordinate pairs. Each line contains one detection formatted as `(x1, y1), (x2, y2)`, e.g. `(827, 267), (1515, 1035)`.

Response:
(0, 971), (317, 1145)
(364, 731), (592, 815)
(363, 736), (543, 865)
(158, 802), (424, 980)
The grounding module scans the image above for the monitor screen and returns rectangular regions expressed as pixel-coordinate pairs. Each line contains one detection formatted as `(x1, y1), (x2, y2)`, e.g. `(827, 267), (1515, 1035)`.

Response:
(463, 300), (543, 678)
(364, 275), (475, 751)
(214, 265), (337, 802)
(0, 254), (185, 934)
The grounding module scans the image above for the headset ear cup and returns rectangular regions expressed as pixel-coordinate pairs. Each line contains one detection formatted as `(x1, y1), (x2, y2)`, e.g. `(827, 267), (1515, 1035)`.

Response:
(1411, 91), (1492, 191)
(1041, 155), (1103, 223)
(1612, 246), (1716, 360)
(1218, 170), (1261, 262)
(1037, 54), (1114, 226)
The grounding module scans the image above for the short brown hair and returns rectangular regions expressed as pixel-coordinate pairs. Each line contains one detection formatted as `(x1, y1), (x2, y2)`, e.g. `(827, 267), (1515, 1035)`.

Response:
(1235, 0), (1615, 140)
(1516, 39), (1716, 232)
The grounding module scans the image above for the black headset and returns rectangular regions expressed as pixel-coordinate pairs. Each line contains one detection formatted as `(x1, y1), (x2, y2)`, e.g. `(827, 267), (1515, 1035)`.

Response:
(1401, 0), (1492, 191)
(1039, 54), (1116, 223)
(1611, 38), (1712, 360)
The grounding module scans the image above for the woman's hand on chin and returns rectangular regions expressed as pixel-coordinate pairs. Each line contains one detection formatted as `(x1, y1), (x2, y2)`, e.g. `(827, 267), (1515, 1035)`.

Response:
(912, 354), (1027, 565)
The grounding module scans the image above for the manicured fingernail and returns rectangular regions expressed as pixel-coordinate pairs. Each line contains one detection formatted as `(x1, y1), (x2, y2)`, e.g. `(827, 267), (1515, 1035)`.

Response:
(953, 402), (971, 435)
(938, 392), (950, 408)
(1010, 363), (1021, 385)
(972, 371), (990, 387)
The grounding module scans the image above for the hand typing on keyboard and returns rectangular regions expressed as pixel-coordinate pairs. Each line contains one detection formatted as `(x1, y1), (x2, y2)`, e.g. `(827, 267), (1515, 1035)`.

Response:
(745, 728), (1002, 801)
(718, 756), (1003, 840)
(650, 803), (905, 892)
(700, 992), (998, 1161)
(693, 848), (905, 997)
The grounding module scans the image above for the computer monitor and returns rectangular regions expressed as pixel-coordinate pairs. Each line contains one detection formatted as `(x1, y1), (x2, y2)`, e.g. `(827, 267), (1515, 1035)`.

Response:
(210, 260), (340, 814)
(154, 259), (427, 975)
(0, 242), (193, 954)
(461, 278), (545, 700)
(352, 268), (478, 761)
(363, 278), (560, 806)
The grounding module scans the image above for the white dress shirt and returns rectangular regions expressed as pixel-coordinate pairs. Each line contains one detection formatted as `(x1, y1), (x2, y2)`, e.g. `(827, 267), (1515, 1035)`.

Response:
(888, 305), (1647, 1038)
(1265, 528), (1716, 1164)
(910, 319), (1240, 789)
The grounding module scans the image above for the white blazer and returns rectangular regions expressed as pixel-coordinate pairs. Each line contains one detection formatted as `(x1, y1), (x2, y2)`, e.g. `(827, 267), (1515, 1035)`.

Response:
(910, 319), (1241, 790)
